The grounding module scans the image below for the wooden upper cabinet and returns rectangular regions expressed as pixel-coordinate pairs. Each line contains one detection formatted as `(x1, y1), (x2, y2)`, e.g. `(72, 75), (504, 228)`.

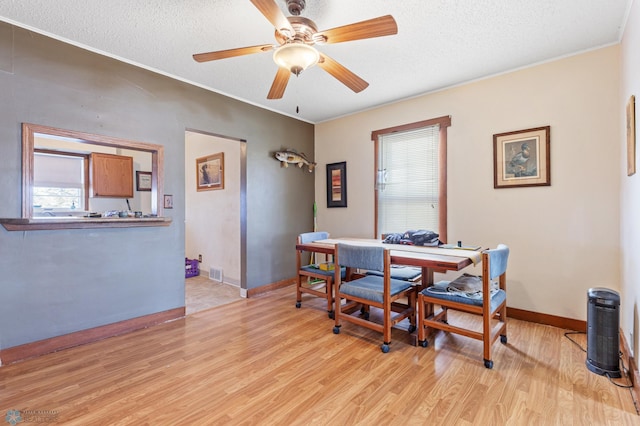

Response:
(90, 152), (134, 198)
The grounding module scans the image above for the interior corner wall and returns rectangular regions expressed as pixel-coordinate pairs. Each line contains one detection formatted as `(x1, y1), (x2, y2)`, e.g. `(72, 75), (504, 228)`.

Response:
(621, 0), (640, 358)
(315, 45), (621, 322)
(0, 23), (314, 351)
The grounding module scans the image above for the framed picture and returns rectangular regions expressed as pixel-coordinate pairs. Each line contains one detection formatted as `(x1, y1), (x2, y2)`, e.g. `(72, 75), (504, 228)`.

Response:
(627, 95), (636, 176)
(326, 161), (347, 208)
(196, 152), (224, 191)
(163, 194), (173, 209)
(136, 171), (152, 191)
(493, 126), (550, 189)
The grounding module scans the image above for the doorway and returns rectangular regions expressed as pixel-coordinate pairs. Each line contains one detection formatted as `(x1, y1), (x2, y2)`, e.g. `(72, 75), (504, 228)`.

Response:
(184, 130), (247, 313)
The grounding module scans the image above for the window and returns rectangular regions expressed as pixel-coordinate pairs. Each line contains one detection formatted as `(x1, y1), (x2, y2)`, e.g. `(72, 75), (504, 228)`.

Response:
(372, 116), (451, 242)
(33, 150), (88, 211)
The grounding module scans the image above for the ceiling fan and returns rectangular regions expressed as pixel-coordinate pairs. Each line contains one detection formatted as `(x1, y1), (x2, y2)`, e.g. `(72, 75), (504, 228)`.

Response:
(193, 0), (398, 99)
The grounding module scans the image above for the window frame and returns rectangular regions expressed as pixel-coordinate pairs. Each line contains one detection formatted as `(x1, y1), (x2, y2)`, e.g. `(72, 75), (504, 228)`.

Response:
(34, 148), (90, 210)
(371, 115), (451, 243)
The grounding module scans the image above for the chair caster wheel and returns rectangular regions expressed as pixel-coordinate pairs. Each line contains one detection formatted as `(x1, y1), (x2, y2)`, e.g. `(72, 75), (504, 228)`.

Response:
(295, 302), (301, 308)
(381, 343), (390, 353)
(419, 340), (428, 348)
(328, 311), (334, 319)
(500, 335), (507, 344)
(333, 326), (341, 334)
(408, 324), (416, 333)
(484, 359), (493, 369)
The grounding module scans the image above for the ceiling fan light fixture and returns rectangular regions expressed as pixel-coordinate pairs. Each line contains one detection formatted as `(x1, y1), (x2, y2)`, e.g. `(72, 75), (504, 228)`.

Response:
(273, 43), (319, 75)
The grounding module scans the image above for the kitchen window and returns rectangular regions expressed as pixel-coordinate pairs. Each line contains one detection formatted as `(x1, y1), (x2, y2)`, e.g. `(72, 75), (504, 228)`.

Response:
(33, 150), (88, 212)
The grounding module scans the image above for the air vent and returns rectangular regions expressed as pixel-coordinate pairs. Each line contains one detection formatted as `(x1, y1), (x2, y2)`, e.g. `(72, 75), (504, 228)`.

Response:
(209, 266), (223, 282)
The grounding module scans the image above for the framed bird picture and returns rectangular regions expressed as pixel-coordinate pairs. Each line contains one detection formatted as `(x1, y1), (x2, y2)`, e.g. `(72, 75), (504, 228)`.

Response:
(493, 126), (550, 188)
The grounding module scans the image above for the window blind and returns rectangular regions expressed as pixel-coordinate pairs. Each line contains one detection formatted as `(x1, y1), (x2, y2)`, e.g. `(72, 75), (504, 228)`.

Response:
(33, 152), (85, 209)
(377, 125), (439, 236)
(34, 152), (84, 188)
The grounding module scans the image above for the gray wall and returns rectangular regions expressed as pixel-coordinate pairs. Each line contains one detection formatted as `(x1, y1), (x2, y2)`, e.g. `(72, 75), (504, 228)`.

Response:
(0, 23), (314, 350)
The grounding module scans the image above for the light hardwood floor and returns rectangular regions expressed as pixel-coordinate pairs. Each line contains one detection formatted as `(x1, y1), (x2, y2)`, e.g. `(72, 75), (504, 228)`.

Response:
(185, 274), (241, 315)
(1, 286), (637, 425)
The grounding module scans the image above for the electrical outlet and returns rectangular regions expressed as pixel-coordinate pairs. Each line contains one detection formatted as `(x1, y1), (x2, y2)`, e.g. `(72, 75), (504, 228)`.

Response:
(198, 254), (202, 263)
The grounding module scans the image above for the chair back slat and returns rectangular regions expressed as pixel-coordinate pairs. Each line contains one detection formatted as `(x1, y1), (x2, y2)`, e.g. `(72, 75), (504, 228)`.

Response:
(299, 231), (329, 244)
(487, 244), (509, 280)
(337, 244), (385, 272)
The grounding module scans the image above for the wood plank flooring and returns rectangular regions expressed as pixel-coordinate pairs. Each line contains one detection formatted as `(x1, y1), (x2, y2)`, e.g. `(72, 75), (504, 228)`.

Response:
(185, 274), (241, 315)
(0, 286), (637, 425)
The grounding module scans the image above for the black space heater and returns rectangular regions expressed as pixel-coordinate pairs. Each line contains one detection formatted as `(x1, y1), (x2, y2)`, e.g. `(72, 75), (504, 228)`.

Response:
(586, 287), (621, 378)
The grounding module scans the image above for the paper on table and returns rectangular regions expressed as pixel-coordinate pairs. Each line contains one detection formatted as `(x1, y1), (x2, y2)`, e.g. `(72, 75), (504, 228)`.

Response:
(440, 243), (481, 251)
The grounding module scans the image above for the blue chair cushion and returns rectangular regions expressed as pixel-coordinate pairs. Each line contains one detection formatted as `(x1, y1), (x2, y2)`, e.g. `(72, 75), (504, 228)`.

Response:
(366, 266), (421, 281)
(421, 279), (506, 312)
(341, 275), (413, 303)
(300, 265), (346, 279)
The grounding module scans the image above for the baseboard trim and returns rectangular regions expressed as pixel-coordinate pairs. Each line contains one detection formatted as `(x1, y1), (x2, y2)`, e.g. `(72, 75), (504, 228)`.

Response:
(508, 307), (586, 331)
(247, 277), (296, 298)
(0, 307), (185, 366)
(620, 331), (640, 411)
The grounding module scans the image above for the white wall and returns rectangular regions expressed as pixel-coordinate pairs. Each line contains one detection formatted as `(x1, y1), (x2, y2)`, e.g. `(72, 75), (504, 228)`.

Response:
(621, 0), (640, 357)
(185, 131), (241, 286)
(315, 45), (621, 322)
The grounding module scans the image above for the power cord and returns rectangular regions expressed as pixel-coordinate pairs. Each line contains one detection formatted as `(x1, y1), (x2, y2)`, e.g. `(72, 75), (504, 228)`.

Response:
(564, 330), (637, 413)
(564, 331), (586, 352)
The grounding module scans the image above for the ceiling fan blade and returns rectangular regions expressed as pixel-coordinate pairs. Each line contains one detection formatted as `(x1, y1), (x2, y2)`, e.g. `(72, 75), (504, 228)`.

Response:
(315, 15), (398, 44)
(267, 67), (291, 99)
(250, 0), (295, 35)
(317, 53), (369, 93)
(193, 44), (274, 62)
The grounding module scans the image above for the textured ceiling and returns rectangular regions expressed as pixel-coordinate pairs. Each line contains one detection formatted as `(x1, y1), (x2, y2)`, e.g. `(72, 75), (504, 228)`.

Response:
(0, 0), (632, 123)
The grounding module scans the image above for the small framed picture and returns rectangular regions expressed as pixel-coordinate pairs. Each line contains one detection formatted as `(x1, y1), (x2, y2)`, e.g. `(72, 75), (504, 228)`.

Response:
(326, 161), (347, 208)
(163, 194), (173, 209)
(493, 126), (550, 188)
(196, 152), (224, 191)
(136, 171), (152, 191)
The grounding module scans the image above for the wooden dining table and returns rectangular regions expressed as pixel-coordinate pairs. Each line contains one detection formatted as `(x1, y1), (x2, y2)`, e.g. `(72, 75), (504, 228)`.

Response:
(296, 237), (483, 345)
(295, 237), (482, 288)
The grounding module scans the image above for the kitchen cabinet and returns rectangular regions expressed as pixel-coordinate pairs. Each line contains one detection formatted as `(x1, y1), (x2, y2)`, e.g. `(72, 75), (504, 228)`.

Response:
(91, 152), (134, 198)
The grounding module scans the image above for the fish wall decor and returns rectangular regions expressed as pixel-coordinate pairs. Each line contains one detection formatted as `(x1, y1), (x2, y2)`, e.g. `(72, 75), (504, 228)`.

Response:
(274, 149), (316, 172)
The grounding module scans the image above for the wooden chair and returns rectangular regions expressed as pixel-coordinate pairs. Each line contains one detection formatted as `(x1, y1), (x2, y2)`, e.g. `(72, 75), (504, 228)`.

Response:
(296, 231), (344, 318)
(417, 244), (510, 368)
(332, 243), (417, 353)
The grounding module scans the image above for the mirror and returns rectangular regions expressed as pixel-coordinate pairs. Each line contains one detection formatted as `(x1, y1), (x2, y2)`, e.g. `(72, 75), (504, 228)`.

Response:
(22, 123), (164, 219)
